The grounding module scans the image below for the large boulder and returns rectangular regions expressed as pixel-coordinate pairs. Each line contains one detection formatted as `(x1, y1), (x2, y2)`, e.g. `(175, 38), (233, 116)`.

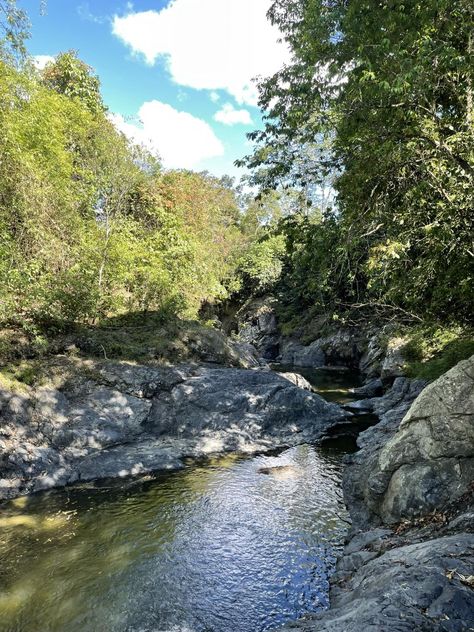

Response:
(366, 355), (474, 523)
(0, 360), (346, 500)
(342, 377), (428, 528)
(279, 339), (325, 367)
(279, 329), (364, 368)
(143, 366), (344, 451)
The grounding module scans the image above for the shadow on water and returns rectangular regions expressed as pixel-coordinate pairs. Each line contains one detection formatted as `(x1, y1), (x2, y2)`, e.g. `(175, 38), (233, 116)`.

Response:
(0, 367), (374, 632)
(0, 445), (348, 632)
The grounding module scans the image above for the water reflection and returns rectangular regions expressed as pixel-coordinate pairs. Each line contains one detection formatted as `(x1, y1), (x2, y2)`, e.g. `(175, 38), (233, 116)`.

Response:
(0, 445), (347, 632)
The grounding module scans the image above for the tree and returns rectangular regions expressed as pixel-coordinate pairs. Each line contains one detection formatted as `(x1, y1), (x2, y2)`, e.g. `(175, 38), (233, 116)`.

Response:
(241, 0), (474, 323)
(0, 0), (29, 65)
(41, 51), (106, 114)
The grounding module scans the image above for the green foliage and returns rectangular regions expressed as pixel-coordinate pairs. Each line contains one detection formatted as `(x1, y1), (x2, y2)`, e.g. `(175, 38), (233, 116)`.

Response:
(241, 0), (474, 325)
(0, 0), (29, 65)
(0, 54), (247, 335)
(236, 234), (286, 292)
(40, 51), (106, 114)
(402, 325), (474, 380)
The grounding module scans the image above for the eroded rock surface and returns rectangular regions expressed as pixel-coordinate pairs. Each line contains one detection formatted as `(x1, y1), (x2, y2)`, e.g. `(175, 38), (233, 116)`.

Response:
(357, 356), (474, 524)
(235, 296), (280, 360)
(279, 329), (365, 369)
(0, 361), (346, 500)
(278, 356), (474, 632)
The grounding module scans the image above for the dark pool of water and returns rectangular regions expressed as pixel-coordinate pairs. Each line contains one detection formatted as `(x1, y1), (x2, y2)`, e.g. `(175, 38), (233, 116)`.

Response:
(0, 367), (374, 632)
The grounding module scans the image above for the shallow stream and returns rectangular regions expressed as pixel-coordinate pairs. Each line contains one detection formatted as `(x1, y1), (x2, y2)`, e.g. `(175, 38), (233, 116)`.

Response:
(0, 369), (369, 632)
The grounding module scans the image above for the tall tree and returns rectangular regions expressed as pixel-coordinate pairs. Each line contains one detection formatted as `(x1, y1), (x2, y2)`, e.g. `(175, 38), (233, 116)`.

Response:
(242, 0), (474, 322)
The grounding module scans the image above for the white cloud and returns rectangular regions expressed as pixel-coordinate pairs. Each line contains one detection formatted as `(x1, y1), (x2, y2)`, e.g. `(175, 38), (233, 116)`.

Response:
(77, 3), (107, 24)
(109, 100), (224, 170)
(112, 0), (289, 106)
(209, 91), (220, 103)
(33, 55), (54, 70)
(214, 103), (252, 126)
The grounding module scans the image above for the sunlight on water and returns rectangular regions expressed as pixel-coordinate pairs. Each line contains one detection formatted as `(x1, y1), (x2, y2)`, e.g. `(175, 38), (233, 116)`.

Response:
(0, 444), (348, 632)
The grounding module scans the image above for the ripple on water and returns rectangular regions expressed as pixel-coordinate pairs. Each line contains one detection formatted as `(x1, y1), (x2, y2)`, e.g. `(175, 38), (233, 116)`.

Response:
(0, 444), (348, 632)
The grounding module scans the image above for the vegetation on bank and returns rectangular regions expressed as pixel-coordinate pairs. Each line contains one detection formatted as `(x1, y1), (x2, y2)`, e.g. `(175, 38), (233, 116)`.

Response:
(0, 0), (472, 380)
(0, 4), (279, 363)
(239, 0), (473, 327)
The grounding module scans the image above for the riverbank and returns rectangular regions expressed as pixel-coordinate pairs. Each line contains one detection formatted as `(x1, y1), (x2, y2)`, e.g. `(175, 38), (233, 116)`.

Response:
(1, 314), (473, 631)
(279, 355), (474, 631)
(0, 354), (349, 501)
(233, 302), (474, 630)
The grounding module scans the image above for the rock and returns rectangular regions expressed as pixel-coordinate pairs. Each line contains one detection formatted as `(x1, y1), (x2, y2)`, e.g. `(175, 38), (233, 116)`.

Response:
(349, 378), (384, 398)
(278, 372), (314, 391)
(0, 360), (347, 500)
(380, 336), (409, 379)
(144, 366), (345, 447)
(359, 333), (385, 378)
(279, 339), (325, 367)
(318, 329), (364, 367)
(279, 329), (365, 369)
(366, 355), (474, 523)
(278, 534), (474, 632)
(258, 464), (300, 479)
(343, 399), (375, 413)
(277, 359), (474, 632)
(236, 296), (280, 360)
(342, 377), (428, 528)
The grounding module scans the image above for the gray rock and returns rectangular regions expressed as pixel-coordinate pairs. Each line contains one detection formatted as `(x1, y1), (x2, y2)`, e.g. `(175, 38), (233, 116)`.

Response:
(380, 337), (409, 379)
(349, 378), (384, 398)
(236, 296), (280, 360)
(277, 357), (474, 632)
(365, 355), (474, 523)
(279, 534), (474, 631)
(343, 399), (375, 413)
(359, 333), (386, 378)
(279, 340), (325, 368)
(278, 372), (314, 391)
(0, 361), (347, 500)
(144, 366), (345, 447)
(318, 330), (364, 367)
(279, 329), (365, 369)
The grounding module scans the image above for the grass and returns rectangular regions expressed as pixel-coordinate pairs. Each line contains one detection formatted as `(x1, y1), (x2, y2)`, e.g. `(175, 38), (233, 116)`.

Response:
(402, 325), (474, 381)
(0, 311), (251, 389)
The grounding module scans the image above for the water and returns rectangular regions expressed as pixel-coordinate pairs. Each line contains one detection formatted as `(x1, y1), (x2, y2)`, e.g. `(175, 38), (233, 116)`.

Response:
(0, 369), (367, 632)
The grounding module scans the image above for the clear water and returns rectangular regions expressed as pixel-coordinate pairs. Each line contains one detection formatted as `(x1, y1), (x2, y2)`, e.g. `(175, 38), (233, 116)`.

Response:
(0, 369), (365, 632)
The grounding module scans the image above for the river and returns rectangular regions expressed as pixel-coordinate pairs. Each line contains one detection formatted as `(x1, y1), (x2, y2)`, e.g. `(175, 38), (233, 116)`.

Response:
(0, 369), (369, 632)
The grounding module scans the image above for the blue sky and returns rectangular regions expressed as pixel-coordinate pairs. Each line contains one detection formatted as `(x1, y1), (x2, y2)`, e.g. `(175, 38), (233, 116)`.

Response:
(22, 0), (289, 179)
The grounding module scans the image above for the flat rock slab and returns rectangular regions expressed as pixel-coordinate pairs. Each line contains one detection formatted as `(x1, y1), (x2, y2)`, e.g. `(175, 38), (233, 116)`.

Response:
(0, 361), (347, 500)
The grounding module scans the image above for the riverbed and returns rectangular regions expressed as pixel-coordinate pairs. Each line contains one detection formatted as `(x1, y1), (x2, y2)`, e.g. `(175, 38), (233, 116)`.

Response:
(0, 369), (365, 632)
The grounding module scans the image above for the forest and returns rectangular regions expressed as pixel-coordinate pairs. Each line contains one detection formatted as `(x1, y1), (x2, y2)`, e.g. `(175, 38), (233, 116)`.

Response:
(0, 0), (473, 371)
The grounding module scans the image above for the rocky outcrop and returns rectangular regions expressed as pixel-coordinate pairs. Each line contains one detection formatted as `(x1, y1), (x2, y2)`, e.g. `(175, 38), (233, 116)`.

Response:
(280, 529), (474, 632)
(235, 296), (280, 360)
(360, 355), (474, 524)
(279, 339), (325, 367)
(0, 360), (347, 501)
(359, 330), (410, 380)
(279, 357), (474, 632)
(279, 329), (364, 369)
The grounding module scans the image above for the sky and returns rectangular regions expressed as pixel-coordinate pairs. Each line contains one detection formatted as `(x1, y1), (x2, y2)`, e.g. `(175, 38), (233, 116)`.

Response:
(22, 0), (289, 180)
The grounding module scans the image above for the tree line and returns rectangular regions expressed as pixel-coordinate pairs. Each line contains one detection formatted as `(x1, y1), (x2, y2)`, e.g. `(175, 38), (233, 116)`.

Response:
(239, 0), (473, 326)
(0, 4), (286, 333)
